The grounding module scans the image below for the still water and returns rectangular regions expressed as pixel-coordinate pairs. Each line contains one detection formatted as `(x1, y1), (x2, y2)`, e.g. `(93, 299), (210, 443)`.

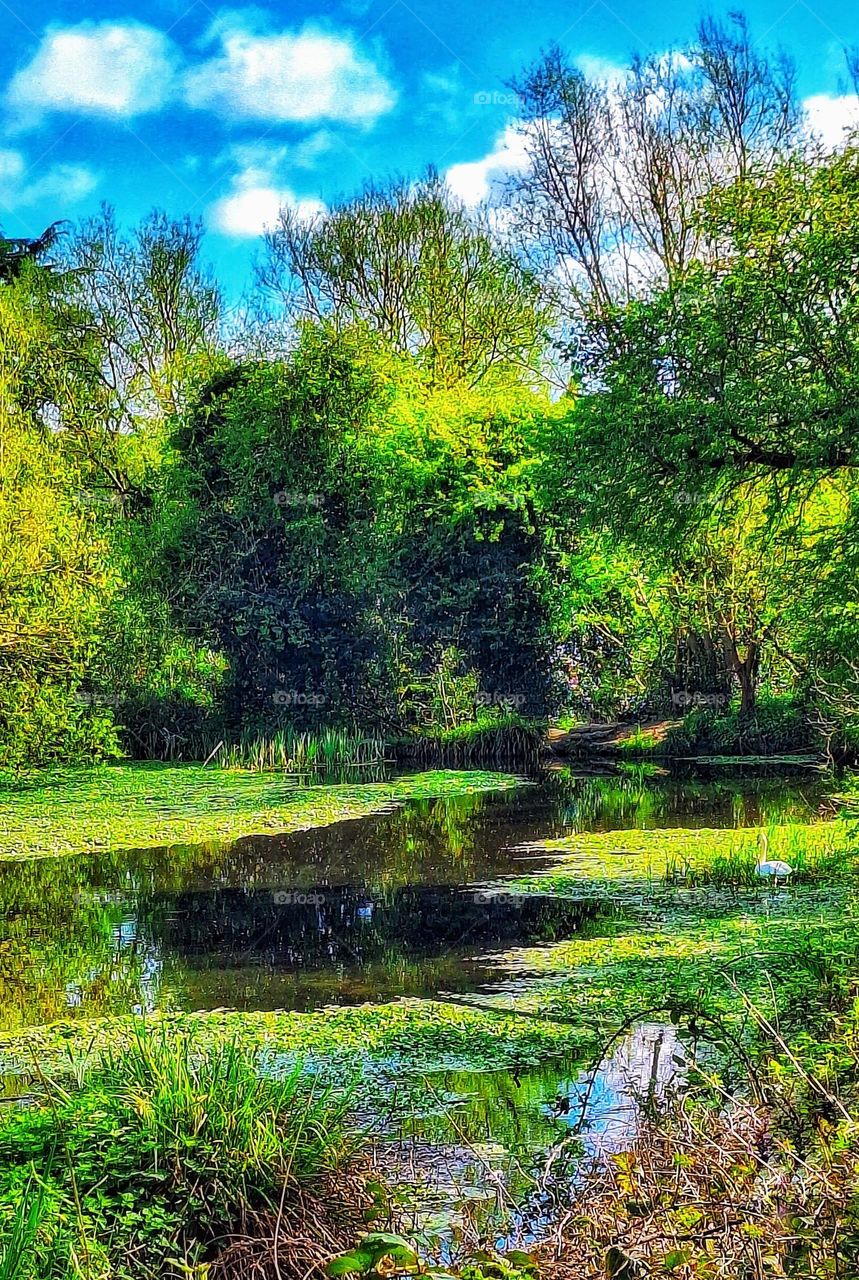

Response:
(0, 763), (828, 1034)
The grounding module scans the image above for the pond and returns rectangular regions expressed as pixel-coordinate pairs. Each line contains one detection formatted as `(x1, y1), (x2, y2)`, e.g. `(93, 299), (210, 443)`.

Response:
(0, 762), (829, 1033)
(0, 758), (843, 1256)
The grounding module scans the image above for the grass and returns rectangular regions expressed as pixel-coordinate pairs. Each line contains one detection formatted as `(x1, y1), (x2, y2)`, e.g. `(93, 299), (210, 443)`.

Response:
(0, 765), (525, 860)
(505, 819), (857, 896)
(0, 1026), (354, 1280)
(394, 716), (546, 765)
(192, 727), (387, 771)
(0, 1175), (49, 1280)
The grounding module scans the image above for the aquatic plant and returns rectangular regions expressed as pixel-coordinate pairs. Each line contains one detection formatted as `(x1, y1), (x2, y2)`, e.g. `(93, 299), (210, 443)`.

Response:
(0, 1174), (51, 1280)
(192, 727), (387, 771)
(0, 766), (524, 860)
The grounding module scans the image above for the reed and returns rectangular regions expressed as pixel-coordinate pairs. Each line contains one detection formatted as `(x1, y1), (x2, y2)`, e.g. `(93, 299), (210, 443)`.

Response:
(394, 716), (546, 766)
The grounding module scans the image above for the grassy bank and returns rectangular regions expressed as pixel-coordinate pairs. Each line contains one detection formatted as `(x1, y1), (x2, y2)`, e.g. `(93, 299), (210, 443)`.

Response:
(0, 766), (524, 860)
(0, 1028), (364, 1280)
(392, 716), (547, 765)
(507, 819), (856, 895)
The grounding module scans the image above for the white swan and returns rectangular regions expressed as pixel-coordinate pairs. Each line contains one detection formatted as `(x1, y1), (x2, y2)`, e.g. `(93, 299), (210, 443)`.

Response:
(755, 832), (792, 880)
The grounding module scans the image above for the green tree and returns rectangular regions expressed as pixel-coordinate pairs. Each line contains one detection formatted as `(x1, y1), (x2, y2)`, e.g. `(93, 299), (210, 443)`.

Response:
(258, 174), (551, 389)
(0, 267), (119, 764)
(160, 325), (563, 736)
(566, 148), (859, 543)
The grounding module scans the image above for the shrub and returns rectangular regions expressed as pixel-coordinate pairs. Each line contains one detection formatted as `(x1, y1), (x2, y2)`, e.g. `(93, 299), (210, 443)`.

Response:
(0, 1028), (352, 1279)
(664, 694), (813, 756)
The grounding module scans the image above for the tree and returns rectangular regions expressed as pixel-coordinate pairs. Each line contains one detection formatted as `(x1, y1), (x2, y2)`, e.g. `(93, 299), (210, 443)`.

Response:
(258, 173), (551, 389)
(0, 222), (64, 283)
(66, 207), (221, 423)
(161, 325), (562, 735)
(509, 13), (799, 335)
(564, 147), (859, 545)
(0, 269), (119, 764)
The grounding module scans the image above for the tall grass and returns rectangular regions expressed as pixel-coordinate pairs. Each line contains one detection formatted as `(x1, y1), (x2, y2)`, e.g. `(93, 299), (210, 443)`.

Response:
(0, 1175), (51, 1280)
(395, 715), (545, 766)
(664, 822), (853, 888)
(175, 727), (387, 771)
(97, 1027), (352, 1188)
(221, 728), (386, 772)
(0, 1026), (354, 1278)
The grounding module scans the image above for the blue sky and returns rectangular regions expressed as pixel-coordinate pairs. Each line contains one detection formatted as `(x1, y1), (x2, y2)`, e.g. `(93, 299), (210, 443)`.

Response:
(0, 0), (857, 296)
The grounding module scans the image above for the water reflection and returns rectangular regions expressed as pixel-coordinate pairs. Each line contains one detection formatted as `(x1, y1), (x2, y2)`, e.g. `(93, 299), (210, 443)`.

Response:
(0, 765), (829, 1031)
(374, 1021), (694, 1257)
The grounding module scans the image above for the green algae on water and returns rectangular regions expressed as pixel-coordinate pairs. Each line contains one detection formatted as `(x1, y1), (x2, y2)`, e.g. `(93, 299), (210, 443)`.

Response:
(0, 765), (526, 860)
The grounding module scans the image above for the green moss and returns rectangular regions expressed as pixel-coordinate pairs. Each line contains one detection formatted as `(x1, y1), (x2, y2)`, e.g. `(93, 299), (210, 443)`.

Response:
(0, 765), (525, 860)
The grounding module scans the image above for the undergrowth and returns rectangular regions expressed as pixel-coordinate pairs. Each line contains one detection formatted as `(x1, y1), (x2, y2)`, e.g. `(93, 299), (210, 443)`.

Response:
(0, 1027), (354, 1279)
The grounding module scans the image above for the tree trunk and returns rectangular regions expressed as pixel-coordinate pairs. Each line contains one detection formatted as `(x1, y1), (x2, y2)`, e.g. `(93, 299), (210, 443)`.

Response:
(721, 628), (759, 716)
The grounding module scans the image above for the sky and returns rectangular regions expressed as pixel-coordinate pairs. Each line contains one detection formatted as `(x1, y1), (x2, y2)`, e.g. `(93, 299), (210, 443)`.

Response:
(0, 0), (857, 297)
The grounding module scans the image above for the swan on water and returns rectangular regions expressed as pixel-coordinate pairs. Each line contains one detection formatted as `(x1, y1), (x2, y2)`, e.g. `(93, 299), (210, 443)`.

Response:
(754, 832), (792, 879)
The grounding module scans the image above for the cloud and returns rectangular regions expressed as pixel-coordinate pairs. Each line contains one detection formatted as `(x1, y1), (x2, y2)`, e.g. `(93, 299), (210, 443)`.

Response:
(211, 186), (325, 237)
(804, 93), (859, 149)
(223, 137), (334, 182)
(209, 144), (325, 237)
(445, 125), (530, 206)
(573, 54), (629, 86)
(185, 19), (395, 125)
(7, 21), (178, 120)
(0, 148), (98, 207)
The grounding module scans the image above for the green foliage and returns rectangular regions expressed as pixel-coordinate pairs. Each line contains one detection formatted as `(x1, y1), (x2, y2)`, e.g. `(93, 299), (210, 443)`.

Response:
(0, 269), (121, 766)
(5, 130), (859, 761)
(0, 1028), (350, 1279)
(260, 172), (552, 389)
(0, 1173), (53, 1280)
(157, 327), (562, 742)
(664, 695), (812, 756)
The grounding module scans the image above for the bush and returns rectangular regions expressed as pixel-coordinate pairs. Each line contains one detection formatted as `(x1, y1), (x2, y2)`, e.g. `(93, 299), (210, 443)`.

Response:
(0, 1028), (351, 1279)
(0, 681), (120, 770)
(664, 694), (813, 756)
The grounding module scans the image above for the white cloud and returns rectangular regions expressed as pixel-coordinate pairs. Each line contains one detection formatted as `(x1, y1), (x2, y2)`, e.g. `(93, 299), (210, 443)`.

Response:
(0, 147), (97, 207)
(804, 93), (859, 150)
(210, 145), (325, 238)
(573, 54), (628, 86)
(445, 125), (530, 206)
(211, 186), (325, 237)
(185, 21), (395, 125)
(222, 137), (334, 183)
(7, 21), (178, 120)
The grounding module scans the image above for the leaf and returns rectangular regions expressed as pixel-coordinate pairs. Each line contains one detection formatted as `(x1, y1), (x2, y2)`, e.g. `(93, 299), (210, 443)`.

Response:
(359, 1233), (418, 1266)
(326, 1250), (376, 1275)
